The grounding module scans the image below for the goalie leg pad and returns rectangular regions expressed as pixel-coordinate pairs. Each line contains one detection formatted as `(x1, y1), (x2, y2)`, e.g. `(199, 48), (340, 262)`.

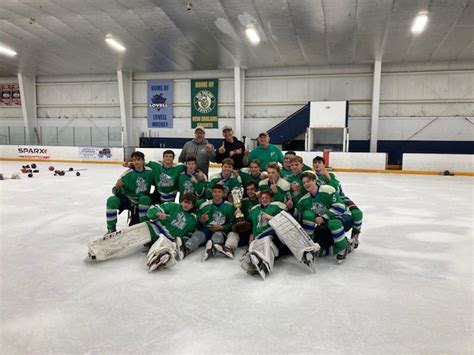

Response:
(146, 234), (177, 269)
(269, 211), (320, 263)
(88, 222), (152, 261)
(248, 236), (279, 275)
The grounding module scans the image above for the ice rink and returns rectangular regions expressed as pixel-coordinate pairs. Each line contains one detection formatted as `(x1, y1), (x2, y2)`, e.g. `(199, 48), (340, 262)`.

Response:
(0, 161), (472, 354)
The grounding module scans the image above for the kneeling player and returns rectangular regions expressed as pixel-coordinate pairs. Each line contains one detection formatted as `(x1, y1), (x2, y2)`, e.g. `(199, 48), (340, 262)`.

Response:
(298, 172), (353, 263)
(87, 193), (197, 272)
(313, 156), (363, 249)
(182, 184), (238, 261)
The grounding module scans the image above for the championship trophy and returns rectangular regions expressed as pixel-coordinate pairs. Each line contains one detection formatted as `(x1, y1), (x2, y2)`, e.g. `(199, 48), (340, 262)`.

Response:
(230, 187), (251, 233)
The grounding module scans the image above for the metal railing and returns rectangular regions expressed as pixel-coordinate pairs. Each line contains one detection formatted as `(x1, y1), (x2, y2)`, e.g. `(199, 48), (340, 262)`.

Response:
(0, 126), (122, 147)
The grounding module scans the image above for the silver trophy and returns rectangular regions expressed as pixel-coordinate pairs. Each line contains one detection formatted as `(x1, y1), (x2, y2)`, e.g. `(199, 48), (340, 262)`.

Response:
(230, 187), (251, 233)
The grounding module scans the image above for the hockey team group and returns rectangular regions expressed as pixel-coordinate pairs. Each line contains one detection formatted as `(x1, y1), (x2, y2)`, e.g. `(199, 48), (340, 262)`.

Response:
(86, 126), (363, 280)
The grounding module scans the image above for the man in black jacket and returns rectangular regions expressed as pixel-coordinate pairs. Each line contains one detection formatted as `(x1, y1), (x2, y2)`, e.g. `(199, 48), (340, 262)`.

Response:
(215, 126), (246, 169)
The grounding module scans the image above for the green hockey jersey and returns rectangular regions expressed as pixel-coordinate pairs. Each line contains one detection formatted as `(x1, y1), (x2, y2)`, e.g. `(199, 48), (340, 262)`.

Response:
(112, 167), (154, 204)
(296, 185), (350, 220)
(146, 202), (197, 242)
(205, 173), (241, 200)
(178, 171), (207, 200)
(197, 200), (235, 234)
(258, 177), (291, 203)
(248, 202), (286, 239)
(147, 161), (186, 202)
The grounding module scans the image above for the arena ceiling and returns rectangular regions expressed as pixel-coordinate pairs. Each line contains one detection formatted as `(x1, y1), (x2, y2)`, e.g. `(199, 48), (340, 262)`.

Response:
(0, 0), (473, 76)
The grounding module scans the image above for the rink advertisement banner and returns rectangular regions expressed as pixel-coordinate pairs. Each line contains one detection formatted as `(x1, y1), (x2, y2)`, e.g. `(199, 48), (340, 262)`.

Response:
(17, 146), (50, 159)
(78, 147), (113, 160)
(191, 79), (218, 129)
(147, 80), (173, 129)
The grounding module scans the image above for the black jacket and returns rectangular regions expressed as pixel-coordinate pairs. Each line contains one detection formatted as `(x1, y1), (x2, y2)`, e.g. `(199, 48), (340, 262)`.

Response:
(215, 137), (245, 169)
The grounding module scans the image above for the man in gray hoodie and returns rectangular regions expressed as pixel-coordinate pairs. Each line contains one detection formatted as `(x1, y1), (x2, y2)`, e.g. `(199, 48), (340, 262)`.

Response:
(178, 126), (216, 176)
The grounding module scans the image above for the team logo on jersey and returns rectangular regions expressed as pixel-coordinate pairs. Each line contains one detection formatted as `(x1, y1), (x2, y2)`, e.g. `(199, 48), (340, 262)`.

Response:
(312, 201), (327, 214)
(256, 211), (269, 229)
(193, 90), (216, 114)
(183, 180), (194, 193)
(270, 151), (276, 157)
(135, 177), (148, 194)
(171, 212), (187, 230)
(159, 173), (174, 187)
(210, 211), (226, 226)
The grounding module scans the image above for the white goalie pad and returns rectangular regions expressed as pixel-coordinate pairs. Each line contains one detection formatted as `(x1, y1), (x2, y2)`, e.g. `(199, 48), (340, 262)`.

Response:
(88, 222), (151, 261)
(146, 234), (177, 271)
(269, 211), (320, 267)
(241, 236), (279, 279)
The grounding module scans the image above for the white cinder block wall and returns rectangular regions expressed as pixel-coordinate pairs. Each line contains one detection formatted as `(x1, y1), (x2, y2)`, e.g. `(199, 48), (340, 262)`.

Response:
(0, 62), (473, 147)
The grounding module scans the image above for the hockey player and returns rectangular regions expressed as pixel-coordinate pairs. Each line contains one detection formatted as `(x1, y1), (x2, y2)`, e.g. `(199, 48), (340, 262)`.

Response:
(313, 156), (363, 249)
(245, 132), (284, 170)
(281, 151), (312, 179)
(236, 181), (260, 247)
(258, 163), (293, 210)
(147, 150), (186, 203)
(205, 158), (241, 200)
(181, 184), (238, 261)
(285, 155), (308, 205)
(177, 156), (207, 202)
(106, 151), (154, 233)
(88, 193), (197, 271)
(240, 190), (286, 279)
(239, 159), (267, 187)
(297, 171), (353, 263)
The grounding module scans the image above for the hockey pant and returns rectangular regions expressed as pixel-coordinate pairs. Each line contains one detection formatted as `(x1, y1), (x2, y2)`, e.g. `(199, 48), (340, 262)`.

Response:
(301, 210), (352, 254)
(342, 197), (363, 233)
(185, 229), (239, 253)
(106, 195), (151, 230)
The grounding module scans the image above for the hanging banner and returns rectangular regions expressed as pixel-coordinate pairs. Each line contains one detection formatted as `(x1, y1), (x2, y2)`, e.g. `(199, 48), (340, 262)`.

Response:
(147, 80), (173, 129)
(191, 79), (218, 129)
(11, 84), (21, 106)
(1, 84), (12, 106)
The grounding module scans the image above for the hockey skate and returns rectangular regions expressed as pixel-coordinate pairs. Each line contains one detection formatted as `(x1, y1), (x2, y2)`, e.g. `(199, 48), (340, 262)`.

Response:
(175, 237), (187, 261)
(250, 254), (268, 280)
(336, 246), (350, 264)
(148, 252), (171, 272)
(214, 244), (234, 259)
(302, 250), (317, 273)
(202, 240), (214, 262)
(351, 230), (360, 249)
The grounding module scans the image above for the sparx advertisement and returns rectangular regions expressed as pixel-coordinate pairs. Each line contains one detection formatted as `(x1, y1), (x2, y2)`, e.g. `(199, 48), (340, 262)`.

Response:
(191, 79), (218, 129)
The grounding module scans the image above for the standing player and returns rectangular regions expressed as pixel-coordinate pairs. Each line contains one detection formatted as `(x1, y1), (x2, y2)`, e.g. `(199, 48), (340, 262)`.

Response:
(313, 156), (363, 249)
(106, 151), (154, 233)
(297, 172), (352, 263)
(285, 156), (308, 205)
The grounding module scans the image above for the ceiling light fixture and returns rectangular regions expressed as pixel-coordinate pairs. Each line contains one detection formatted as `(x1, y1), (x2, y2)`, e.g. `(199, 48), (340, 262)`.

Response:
(105, 35), (126, 52)
(411, 11), (428, 34)
(245, 26), (260, 45)
(0, 44), (17, 57)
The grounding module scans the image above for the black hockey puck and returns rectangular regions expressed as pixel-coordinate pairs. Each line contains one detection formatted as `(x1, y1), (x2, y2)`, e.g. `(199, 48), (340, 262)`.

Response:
(27, 173), (33, 178)
(31, 163), (37, 169)
(76, 172), (81, 176)
(33, 169), (39, 173)
(69, 167), (73, 171)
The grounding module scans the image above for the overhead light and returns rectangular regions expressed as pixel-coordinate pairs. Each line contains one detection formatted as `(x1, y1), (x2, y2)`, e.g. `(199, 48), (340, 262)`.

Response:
(105, 35), (126, 52)
(411, 11), (428, 34)
(245, 26), (260, 45)
(0, 44), (17, 57)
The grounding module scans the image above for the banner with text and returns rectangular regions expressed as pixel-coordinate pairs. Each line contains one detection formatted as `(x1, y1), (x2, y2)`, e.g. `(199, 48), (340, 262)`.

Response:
(191, 79), (218, 129)
(147, 80), (173, 129)
(78, 147), (114, 160)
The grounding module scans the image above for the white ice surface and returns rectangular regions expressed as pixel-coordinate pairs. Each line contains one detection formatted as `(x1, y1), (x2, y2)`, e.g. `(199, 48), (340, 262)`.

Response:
(0, 161), (472, 354)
